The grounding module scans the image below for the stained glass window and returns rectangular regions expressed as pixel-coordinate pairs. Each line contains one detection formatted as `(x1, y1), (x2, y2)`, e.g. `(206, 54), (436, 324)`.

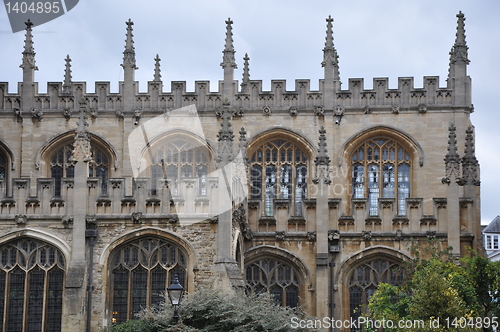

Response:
(50, 143), (109, 196)
(351, 138), (411, 215)
(348, 259), (403, 331)
(249, 140), (308, 216)
(0, 239), (65, 332)
(110, 237), (187, 325)
(245, 258), (300, 308)
(149, 139), (210, 196)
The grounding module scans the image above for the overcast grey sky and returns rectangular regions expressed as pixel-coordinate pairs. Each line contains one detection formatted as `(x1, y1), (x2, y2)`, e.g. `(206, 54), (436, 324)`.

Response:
(0, 0), (498, 224)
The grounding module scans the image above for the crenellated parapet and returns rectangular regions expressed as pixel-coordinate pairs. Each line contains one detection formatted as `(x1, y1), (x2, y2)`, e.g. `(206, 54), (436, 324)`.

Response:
(0, 12), (472, 117)
(0, 74), (471, 117)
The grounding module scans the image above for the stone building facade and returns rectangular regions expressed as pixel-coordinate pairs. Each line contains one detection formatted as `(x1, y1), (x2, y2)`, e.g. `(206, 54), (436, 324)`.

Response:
(0, 12), (481, 332)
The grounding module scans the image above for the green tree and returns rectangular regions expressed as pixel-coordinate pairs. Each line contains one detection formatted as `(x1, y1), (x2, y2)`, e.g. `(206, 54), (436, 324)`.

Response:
(366, 243), (488, 332)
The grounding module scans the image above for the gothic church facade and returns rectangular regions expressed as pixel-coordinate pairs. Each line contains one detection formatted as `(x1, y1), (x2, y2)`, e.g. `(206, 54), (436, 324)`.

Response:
(0, 13), (481, 332)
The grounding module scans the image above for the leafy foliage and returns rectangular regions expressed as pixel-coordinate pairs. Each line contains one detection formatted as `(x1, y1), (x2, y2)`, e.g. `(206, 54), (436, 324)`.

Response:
(110, 288), (319, 332)
(365, 242), (500, 332)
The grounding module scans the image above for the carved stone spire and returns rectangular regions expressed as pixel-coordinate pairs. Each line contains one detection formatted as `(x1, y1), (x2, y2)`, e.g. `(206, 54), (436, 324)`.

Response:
(447, 11), (470, 94)
(238, 127), (247, 151)
(313, 126), (331, 185)
(322, 16), (340, 108)
(240, 53), (250, 93)
(63, 55), (72, 94)
(70, 98), (92, 163)
(215, 100), (235, 165)
(442, 124), (461, 184)
(153, 54), (161, 82)
(460, 126), (480, 186)
(322, 16), (339, 74)
(122, 19), (138, 80)
(20, 19), (38, 82)
(221, 18), (237, 100)
(221, 18), (237, 70)
(449, 11), (469, 66)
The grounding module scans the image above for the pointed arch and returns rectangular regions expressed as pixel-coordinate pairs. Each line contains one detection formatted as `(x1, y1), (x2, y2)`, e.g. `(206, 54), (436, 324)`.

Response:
(100, 228), (198, 326)
(244, 245), (311, 308)
(339, 125), (424, 167)
(35, 130), (118, 173)
(338, 246), (411, 330)
(246, 129), (314, 217)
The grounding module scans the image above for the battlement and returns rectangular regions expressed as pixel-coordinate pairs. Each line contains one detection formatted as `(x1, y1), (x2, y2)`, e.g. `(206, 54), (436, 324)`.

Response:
(3, 12), (472, 116)
(0, 74), (468, 116)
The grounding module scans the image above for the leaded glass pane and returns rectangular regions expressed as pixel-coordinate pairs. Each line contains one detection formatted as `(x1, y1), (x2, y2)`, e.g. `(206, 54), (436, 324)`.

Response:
(110, 238), (187, 324)
(46, 268), (63, 332)
(351, 137), (411, 216)
(244, 258), (300, 308)
(27, 267), (45, 332)
(249, 140), (308, 216)
(7, 267), (25, 332)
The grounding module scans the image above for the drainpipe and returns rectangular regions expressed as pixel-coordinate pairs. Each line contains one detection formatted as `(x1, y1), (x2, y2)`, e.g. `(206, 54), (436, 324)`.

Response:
(328, 231), (340, 332)
(85, 222), (98, 332)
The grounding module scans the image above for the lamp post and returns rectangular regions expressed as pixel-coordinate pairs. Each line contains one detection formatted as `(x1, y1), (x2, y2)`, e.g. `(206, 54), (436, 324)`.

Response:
(167, 275), (185, 324)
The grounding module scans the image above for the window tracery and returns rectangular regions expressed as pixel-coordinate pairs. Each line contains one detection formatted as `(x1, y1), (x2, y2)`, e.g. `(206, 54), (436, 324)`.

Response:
(149, 139), (210, 196)
(110, 237), (187, 325)
(351, 138), (411, 215)
(49, 143), (109, 196)
(0, 239), (65, 332)
(249, 140), (308, 216)
(348, 259), (403, 332)
(245, 258), (300, 308)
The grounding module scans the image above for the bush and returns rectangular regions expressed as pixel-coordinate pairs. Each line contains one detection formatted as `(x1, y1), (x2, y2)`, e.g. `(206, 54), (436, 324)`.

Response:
(112, 287), (320, 332)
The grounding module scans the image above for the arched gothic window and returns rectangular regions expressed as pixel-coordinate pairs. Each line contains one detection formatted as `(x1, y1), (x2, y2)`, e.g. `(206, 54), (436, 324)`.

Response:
(245, 258), (301, 308)
(149, 139), (210, 196)
(0, 152), (6, 180)
(110, 237), (187, 325)
(351, 138), (411, 215)
(249, 140), (308, 216)
(0, 239), (65, 332)
(348, 259), (403, 332)
(49, 143), (109, 196)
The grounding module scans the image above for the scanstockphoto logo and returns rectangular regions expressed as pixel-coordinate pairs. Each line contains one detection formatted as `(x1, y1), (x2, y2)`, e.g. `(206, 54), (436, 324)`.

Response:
(3, 0), (79, 32)
(128, 105), (248, 225)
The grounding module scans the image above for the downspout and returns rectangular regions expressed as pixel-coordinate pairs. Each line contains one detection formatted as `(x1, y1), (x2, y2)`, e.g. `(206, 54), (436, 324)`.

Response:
(328, 231), (340, 332)
(85, 222), (98, 332)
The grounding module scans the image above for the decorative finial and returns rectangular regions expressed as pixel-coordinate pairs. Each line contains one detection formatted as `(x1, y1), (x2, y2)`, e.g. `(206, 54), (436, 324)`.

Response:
(313, 126), (331, 185)
(63, 55), (72, 94)
(315, 126), (331, 166)
(238, 127), (247, 150)
(449, 11), (469, 69)
(153, 54), (161, 82)
(215, 103), (235, 165)
(241, 53), (250, 93)
(442, 124), (461, 184)
(20, 19), (38, 71)
(221, 18), (237, 69)
(70, 99), (92, 163)
(322, 15), (339, 70)
(460, 126), (480, 186)
(122, 18), (138, 70)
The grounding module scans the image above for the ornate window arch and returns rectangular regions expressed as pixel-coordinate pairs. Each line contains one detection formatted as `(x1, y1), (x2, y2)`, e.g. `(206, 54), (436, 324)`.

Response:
(245, 257), (301, 307)
(142, 134), (213, 197)
(248, 132), (311, 217)
(351, 137), (412, 215)
(49, 143), (109, 196)
(347, 258), (403, 331)
(109, 237), (187, 324)
(0, 238), (65, 332)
